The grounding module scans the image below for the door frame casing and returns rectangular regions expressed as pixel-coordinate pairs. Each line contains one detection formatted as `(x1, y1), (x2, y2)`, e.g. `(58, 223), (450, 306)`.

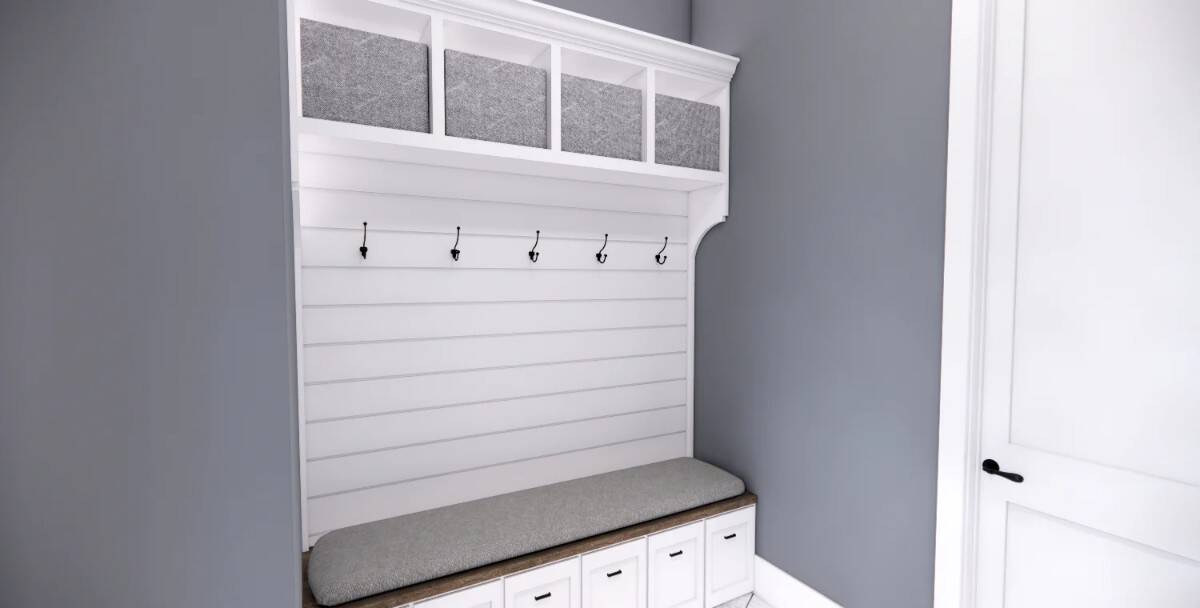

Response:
(933, 0), (998, 606)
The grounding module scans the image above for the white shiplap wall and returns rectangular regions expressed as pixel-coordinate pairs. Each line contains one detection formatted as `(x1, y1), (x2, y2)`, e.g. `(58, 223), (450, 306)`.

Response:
(298, 149), (693, 543)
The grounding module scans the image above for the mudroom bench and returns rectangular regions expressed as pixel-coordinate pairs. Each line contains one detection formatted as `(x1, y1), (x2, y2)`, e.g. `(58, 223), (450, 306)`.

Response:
(303, 458), (756, 608)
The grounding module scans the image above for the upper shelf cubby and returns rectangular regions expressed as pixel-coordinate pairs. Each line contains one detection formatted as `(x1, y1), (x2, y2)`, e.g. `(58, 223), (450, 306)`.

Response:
(443, 21), (552, 149)
(290, 0), (738, 191)
(560, 49), (647, 162)
(654, 71), (727, 172)
(298, 0), (433, 133)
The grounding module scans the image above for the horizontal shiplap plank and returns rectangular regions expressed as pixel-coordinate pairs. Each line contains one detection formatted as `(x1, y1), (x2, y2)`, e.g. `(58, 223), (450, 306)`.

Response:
(305, 352), (687, 421)
(305, 326), (687, 383)
(299, 188), (689, 240)
(302, 267), (688, 306)
(304, 299), (687, 344)
(301, 227), (688, 271)
(307, 380), (687, 459)
(307, 432), (687, 536)
(299, 153), (688, 216)
(308, 406), (686, 497)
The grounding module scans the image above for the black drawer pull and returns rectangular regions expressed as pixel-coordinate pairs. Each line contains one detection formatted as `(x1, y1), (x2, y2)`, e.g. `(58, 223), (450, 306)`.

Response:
(669, 550), (683, 558)
(606, 569), (622, 578)
(723, 533), (737, 540)
(534, 592), (552, 601)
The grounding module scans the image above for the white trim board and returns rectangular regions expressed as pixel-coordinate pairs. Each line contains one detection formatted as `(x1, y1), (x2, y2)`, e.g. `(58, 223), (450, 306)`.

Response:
(753, 556), (843, 608)
(933, 0), (994, 606)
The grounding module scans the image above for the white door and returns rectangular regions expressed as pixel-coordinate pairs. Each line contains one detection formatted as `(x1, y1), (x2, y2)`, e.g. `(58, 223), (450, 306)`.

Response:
(974, 0), (1200, 606)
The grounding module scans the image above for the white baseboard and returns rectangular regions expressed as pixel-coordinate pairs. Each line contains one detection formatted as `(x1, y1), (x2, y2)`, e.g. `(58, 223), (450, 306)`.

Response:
(753, 556), (843, 608)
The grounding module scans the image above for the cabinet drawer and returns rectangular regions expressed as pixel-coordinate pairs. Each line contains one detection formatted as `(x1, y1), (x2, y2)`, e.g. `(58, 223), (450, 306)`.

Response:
(704, 506), (755, 607)
(648, 521), (705, 608)
(506, 558), (581, 608)
(582, 538), (647, 608)
(416, 580), (503, 608)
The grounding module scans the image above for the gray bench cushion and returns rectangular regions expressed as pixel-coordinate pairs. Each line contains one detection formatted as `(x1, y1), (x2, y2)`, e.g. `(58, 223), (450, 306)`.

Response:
(307, 458), (745, 606)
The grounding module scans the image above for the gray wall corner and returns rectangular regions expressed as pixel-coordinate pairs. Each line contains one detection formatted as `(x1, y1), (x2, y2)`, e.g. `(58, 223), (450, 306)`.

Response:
(691, 1), (951, 607)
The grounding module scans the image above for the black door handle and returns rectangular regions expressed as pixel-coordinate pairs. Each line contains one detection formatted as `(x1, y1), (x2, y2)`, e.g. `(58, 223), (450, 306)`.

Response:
(982, 459), (1024, 483)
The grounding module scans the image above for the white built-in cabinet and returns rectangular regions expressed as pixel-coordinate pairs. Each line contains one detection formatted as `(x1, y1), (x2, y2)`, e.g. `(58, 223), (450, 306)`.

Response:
(648, 522), (704, 608)
(582, 539), (647, 608)
(703, 507), (756, 606)
(288, 0), (739, 554)
(413, 507), (754, 608)
(506, 559), (582, 608)
(419, 580), (504, 608)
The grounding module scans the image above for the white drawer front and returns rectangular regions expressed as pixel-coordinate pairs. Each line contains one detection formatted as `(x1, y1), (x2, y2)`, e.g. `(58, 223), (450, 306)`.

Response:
(416, 580), (504, 608)
(648, 521), (705, 608)
(582, 538), (647, 608)
(506, 558), (582, 608)
(704, 506), (755, 607)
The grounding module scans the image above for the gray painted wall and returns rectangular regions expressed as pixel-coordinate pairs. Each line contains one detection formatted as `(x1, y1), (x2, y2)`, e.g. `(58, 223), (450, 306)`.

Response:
(540, 0), (691, 42)
(691, 2), (950, 607)
(0, 0), (946, 605)
(0, 1), (300, 606)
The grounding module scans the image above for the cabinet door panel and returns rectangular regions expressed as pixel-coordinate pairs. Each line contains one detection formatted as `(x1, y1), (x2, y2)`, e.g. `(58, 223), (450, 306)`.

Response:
(582, 538), (647, 608)
(417, 580), (503, 608)
(649, 521), (705, 608)
(704, 506), (755, 606)
(506, 558), (582, 608)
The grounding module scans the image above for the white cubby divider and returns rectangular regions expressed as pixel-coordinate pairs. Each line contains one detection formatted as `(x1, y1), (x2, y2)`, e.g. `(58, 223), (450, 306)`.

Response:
(428, 13), (446, 136)
(549, 43), (562, 151)
(287, 0), (738, 547)
(644, 68), (657, 165)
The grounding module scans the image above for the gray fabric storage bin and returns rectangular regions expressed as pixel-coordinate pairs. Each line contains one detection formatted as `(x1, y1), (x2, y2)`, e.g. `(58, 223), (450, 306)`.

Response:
(445, 49), (548, 149)
(300, 19), (430, 133)
(561, 74), (643, 161)
(655, 94), (720, 171)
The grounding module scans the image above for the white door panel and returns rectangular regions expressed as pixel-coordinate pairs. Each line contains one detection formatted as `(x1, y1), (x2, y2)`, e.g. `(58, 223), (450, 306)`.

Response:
(1007, 0), (1200, 487)
(974, 0), (1200, 605)
(1005, 506), (1200, 608)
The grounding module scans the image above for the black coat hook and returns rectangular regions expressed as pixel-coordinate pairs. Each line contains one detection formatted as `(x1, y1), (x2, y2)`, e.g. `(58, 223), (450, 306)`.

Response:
(450, 226), (461, 261)
(655, 236), (669, 265)
(595, 234), (608, 264)
(359, 222), (369, 259)
(528, 230), (540, 263)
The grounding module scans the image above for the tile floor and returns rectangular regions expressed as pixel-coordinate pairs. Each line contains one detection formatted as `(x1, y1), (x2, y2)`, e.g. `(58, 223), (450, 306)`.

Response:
(714, 593), (772, 608)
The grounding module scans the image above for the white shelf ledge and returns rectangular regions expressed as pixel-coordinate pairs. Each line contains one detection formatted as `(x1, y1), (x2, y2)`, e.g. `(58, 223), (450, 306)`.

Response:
(297, 118), (727, 192)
